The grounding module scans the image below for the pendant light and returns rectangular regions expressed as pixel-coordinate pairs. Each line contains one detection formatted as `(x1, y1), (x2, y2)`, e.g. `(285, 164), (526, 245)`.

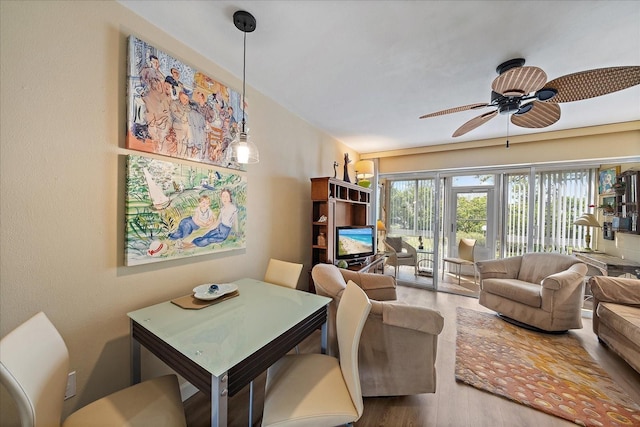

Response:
(228, 10), (259, 164)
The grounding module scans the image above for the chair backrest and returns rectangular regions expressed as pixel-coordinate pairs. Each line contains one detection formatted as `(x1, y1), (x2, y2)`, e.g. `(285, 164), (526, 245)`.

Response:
(458, 238), (476, 262)
(264, 258), (303, 289)
(336, 281), (371, 419)
(1, 312), (69, 427)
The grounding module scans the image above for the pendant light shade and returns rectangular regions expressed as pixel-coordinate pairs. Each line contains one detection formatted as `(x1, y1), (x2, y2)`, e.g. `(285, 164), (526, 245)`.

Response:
(228, 131), (259, 164)
(228, 10), (259, 165)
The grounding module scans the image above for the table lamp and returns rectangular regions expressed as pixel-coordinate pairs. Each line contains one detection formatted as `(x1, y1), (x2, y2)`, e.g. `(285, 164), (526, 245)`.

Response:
(355, 160), (374, 188)
(574, 213), (601, 251)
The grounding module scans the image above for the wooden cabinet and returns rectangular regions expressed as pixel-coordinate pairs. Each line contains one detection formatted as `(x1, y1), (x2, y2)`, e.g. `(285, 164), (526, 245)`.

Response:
(615, 170), (639, 234)
(311, 177), (371, 269)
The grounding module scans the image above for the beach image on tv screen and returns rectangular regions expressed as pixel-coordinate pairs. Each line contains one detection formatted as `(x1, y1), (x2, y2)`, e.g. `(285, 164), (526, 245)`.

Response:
(338, 228), (373, 256)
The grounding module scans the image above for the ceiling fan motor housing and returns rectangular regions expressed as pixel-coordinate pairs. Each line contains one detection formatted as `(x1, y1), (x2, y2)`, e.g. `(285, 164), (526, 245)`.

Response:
(491, 91), (521, 114)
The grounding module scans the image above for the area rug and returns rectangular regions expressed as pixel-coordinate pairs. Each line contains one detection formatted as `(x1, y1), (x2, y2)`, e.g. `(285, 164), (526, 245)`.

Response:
(455, 307), (640, 426)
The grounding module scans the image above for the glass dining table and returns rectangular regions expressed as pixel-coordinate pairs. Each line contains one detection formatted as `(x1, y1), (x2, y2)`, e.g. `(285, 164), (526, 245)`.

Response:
(128, 278), (331, 427)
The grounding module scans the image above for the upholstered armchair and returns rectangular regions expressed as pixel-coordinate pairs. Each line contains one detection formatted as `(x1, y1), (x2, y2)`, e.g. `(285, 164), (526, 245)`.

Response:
(311, 263), (444, 396)
(476, 253), (588, 332)
(384, 236), (418, 276)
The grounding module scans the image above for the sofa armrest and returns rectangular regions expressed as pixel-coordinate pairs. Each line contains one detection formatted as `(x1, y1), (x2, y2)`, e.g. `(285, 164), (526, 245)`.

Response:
(341, 269), (397, 301)
(370, 300), (444, 335)
(590, 276), (640, 306)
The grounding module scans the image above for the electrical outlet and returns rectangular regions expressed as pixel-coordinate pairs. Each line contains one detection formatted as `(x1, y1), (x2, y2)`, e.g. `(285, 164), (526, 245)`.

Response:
(64, 371), (76, 400)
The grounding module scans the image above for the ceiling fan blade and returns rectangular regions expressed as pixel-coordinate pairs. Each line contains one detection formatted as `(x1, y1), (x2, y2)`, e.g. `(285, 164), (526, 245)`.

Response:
(419, 103), (487, 119)
(492, 66), (547, 97)
(452, 110), (498, 137)
(511, 101), (560, 128)
(542, 66), (640, 103)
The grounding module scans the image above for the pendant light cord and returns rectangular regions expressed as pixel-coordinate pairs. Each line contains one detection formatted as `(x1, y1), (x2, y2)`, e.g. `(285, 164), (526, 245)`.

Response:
(241, 29), (247, 134)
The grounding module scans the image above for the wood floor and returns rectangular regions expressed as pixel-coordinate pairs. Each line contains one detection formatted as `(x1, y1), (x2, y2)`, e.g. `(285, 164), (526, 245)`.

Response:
(184, 285), (640, 427)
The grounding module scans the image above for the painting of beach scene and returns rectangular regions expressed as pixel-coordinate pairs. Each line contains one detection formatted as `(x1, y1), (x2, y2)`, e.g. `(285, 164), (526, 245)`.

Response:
(125, 154), (246, 266)
(126, 36), (246, 170)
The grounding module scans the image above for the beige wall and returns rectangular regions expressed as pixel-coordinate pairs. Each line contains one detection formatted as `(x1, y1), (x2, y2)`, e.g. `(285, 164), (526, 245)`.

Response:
(0, 1), (358, 424)
(372, 122), (640, 174)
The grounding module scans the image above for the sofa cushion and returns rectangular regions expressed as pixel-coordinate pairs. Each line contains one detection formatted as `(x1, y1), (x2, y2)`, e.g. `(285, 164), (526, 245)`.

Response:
(386, 237), (403, 252)
(482, 278), (542, 308)
(597, 302), (640, 345)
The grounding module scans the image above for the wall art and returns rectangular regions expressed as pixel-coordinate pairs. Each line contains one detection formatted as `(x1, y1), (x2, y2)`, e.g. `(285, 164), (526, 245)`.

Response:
(125, 154), (247, 266)
(126, 36), (246, 170)
(598, 166), (620, 195)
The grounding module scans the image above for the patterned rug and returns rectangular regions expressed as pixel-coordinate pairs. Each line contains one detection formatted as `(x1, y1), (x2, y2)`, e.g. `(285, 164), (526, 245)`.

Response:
(455, 307), (640, 426)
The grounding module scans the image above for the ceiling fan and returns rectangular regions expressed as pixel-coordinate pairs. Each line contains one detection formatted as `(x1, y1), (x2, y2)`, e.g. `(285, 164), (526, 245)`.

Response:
(419, 58), (640, 138)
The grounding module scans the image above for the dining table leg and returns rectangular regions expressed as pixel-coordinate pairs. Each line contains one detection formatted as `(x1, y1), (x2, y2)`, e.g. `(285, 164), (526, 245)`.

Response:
(211, 372), (229, 427)
(130, 323), (141, 384)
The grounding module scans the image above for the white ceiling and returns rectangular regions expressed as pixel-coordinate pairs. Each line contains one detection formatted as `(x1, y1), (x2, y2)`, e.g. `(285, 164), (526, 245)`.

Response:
(119, 1), (640, 154)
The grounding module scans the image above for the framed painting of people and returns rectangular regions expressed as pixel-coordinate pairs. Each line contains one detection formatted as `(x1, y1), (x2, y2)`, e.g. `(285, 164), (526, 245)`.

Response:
(125, 154), (247, 266)
(599, 166), (620, 195)
(126, 36), (246, 170)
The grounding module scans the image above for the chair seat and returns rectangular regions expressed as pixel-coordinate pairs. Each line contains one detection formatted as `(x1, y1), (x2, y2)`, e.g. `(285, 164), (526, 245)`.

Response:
(442, 256), (473, 266)
(263, 354), (358, 427)
(63, 375), (186, 427)
(482, 278), (542, 308)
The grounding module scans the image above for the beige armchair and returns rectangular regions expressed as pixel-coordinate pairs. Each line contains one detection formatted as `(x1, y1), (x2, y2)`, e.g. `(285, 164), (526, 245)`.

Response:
(384, 236), (418, 276)
(311, 263), (444, 397)
(476, 253), (588, 332)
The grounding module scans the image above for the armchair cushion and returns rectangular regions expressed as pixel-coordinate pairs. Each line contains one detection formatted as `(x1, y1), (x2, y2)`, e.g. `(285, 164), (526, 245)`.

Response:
(481, 279), (542, 307)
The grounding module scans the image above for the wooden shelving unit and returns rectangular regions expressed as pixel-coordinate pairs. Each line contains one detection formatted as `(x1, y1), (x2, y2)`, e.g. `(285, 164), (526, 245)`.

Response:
(615, 170), (639, 234)
(310, 177), (372, 275)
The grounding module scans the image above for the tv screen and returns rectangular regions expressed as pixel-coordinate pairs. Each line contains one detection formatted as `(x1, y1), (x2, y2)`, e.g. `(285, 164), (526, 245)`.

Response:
(336, 225), (375, 261)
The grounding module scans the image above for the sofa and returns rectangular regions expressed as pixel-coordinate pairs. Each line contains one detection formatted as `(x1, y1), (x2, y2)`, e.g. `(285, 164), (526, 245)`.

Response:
(476, 253), (588, 332)
(590, 275), (640, 374)
(311, 263), (444, 396)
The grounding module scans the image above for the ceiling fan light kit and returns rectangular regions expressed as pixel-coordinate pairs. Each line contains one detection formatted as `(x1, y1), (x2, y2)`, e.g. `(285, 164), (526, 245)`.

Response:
(419, 58), (640, 141)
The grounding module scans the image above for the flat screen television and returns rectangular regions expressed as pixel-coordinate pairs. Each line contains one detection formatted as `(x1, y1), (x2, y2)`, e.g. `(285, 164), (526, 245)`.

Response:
(335, 225), (375, 262)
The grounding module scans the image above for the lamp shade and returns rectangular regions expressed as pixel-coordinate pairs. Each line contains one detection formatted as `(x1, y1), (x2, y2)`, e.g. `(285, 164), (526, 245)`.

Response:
(376, 220), (386, 232)
(355, 160), (374, 179)
(227, 131), (259, 164)
(574, 213), (600, 227)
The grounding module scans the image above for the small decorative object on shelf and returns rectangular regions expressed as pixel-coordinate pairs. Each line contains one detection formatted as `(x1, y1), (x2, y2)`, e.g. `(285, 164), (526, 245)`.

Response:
(343, 153), (351, 183)
(317, 232), (326, 247)
(333, 161), (339, 179)
(613, 180), (626, 196)
(598, 202), (615, 215)
(418, 236), (424, 250)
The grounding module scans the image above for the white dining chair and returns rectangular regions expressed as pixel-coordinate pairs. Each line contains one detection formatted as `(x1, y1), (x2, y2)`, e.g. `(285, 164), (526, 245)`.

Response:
(261, 280), (371, 427)
(264, 258), (304, 289)
(0, 312), (186, 427)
